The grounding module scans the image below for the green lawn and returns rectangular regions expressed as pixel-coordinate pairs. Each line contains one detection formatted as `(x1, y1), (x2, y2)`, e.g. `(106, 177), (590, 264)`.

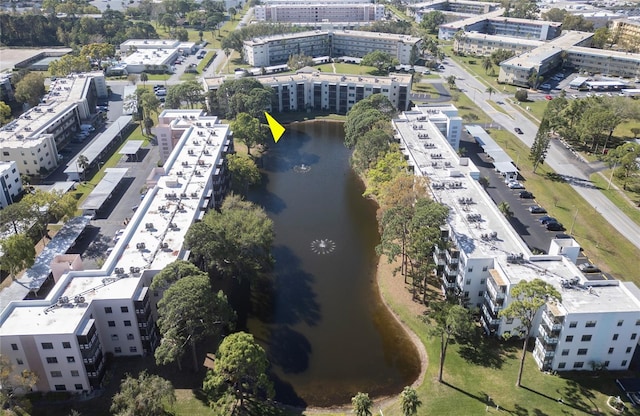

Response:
(314, 62), (378, 75)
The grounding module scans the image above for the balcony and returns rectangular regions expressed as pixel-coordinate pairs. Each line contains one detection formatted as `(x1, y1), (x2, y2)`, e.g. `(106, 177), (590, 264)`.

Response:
(445, 249), (460, 264)
(433, 251), (445, 266)
(444, 264), (458, 277)
(535, 338), (556, 357)
(542, 311), (563, 332)
(538, 326), (559, 345)
(484, 292), (503, 313)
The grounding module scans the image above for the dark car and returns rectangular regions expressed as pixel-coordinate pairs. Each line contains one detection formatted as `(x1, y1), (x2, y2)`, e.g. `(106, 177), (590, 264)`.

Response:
(546, 222), (564, 231)
(555, 233), (572, 239)
(539, 215), (556, 224)
(578, 262), (600, 273)
(519, 191), (534, 199)
(529, 205), (547, 214)
(514, 127), (523, 134)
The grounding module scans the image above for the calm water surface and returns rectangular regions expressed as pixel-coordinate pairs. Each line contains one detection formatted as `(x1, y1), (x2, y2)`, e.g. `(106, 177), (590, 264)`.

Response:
(247, 121), (420, 407)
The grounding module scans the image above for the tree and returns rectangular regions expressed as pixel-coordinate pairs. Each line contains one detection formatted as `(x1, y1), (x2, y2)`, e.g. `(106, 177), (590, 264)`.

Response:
(287, 53), (314, 71)
(478, 176), (490, 189)
(400, 386), (422, 416)
(364, 147), (408, 198)
(77, 154), (89, 182)
(631, 127), (640, 138)
(150, 259), (206, 292)
(481, 56), (493, 74)
(48, 55), (91, 77)
(214, 78), (273, 119)
(353, 127), (391, 171)
(202, 332), (274, 413)
(420, 11), (446, 34)
(230, 113), (264, 155)
(514, 89), (528, 102)
(0, 234), (36, 281)
(0, 201), (34, 234)
(80, 43), (115, 63)
(497, 201), (513, 218)
(0, 101), (12, 125)
(561, 14), (594, 32)
(228, 6), (236, 20)
(446, 75), (456, 89)
(0, 355), (38, 412)
(592, 27), (611, 49)
(426, 302), (474, 382)
(227, 153), (261, 194)
(351, 392), (373, 416)
(490, 49), (515, 66)
(361, 50), (396, 74)
(156, 276), (236, 371)
(14, 72), (45, 108)
(604, 142), (640, 188)
(224, 47), (231, 73)
(110, 371), (175, 416)
(486, 86), (495, 99)
(184, 194), (274, 280)
(499, 279), (561, 387)
(140, 72), (149, 85)
(542, 7), (567, 22)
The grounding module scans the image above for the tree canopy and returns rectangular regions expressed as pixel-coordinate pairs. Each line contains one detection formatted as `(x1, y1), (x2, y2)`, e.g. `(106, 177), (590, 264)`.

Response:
(420, 11), (446, 34)
(360, 50), (397, 74)
(211, 78), (273, 119)
(226, 153), (261, 194)
(110, 371), (175, 416)
(202, 332), (274, 414)
(230, 113), (267, 155)
(14, 72), (45, 108)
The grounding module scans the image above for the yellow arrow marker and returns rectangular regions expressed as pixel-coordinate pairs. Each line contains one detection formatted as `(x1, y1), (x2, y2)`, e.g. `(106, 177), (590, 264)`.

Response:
(264, 111), (285, 143)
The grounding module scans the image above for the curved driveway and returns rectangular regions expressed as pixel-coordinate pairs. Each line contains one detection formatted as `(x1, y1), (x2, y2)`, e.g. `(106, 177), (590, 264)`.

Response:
(443, 60), (640, 250)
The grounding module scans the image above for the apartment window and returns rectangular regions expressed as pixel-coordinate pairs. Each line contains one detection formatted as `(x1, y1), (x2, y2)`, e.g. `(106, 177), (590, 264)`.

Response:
(506, 318), (514, 324)
(632, 333), (637, 340)
(565, 336), (573, 342)
(71, 370), (79, 377)
(561, 349), (569, 356)
(577, 349), (588, 356)
(465, 279), (471, 285)
(604, 361), (610, 367)
(573, 362), (584, 369)
(482, 266), (488, 272)
(130, 346), (137, 353)
(121, 306), (129, 313)
(114, 347), (122, 353)
(2, 151), (8, 156)
(62, 342), (71, 349)
(105, 307), (112, 314)
(124, 320), (132, 327)
(42, 342), (54, 349)
(622, 360), (628, 366)
(67, 356), (75, 363)
(569, 321), (577, 328)
(16, 359), (23, 365)
(609, 347), (614, 354)
(627, 347), (632, 354)
(581, 335), (592, 342)
(111, 334), (119, 341)
(11, 344), (18, 351)
(46, 357), (58, 364)
(127, 334), (134, 340)
(636, 319), (640, 326)
(55, 385), (67, 391)
(108, 321), (116, 327)
(613, 334), (619, 341)
(617, 320), (624, 327)
(480, 279), (486, 285)
(467, 267), (473, 272)
(51, 371), (63, 378)
(585, 321), (596, 328)
(557, 362), (566, 369)
(75, 384), (83, 390)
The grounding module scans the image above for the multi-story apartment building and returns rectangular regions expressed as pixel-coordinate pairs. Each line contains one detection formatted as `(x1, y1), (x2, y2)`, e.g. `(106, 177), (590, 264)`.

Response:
(438, 11), (563, 41)
(243, 30), (422, 67)
(0, 111), (233, 393)
(610, 18), (640, 53)
(453, 32), (542, 57)
(0, 72), (108, 176)
(117, 39), (197, 74)
(203, 71), (412, 115)
(254, 3), (385, 23)
(410, 0), (500, 24)
(0, 161), (23, 208)
(393, 106), (640, 373)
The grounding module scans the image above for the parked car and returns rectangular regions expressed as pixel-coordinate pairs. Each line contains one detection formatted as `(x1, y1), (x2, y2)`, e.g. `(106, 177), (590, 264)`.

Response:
(545, 95), (553, 100)
(578, 262), (600, 273)
(555, 233), (572, 239)
(546, 222), (564, 231)
(529, 205), (547, 214)
(508, 181), (525, 189)
(514, 127), (523, 134)
(519, 191), (534, 199)
(539, 216), (557, 224)
(540, 83), (551, 90)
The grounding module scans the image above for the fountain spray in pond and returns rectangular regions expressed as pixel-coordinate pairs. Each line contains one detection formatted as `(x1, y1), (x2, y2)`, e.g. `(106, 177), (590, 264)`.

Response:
(310, 238), (336, 255)
(293, 163), (311, 173)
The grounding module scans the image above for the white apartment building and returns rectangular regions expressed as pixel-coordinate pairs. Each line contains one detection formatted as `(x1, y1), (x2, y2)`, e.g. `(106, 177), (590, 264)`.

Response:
(393, 108), (640, 373)
(610, 18), (640, 52)
(0, 112), (233, 393)
(410, 0), (500, 24)
(254, 3), (385, 23)
(0, 161), (23, 208)
(203, 70), (412, 115)
(453, 32), (542, 57)
(243, 30), (422, 67)
(0, 72), (108, 176)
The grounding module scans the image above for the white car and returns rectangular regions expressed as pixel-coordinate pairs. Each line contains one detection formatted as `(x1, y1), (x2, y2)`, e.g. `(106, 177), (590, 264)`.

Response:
(508, 181), (525, 189)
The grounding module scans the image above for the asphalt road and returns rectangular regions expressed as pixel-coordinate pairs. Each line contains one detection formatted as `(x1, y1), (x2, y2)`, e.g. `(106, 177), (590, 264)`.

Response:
(442, 60), (640, 251)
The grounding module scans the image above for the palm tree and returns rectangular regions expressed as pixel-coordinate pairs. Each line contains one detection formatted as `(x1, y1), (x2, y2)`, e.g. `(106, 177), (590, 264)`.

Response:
(140, 72), (148, 85)
(351, 392), (373, 416)
(446, 75), (456, 89)
(224, 48), (231, 73)
(76, 154), (89, 182)
(486, 86), (495, 99)
(498, 201), (512, 218)
(400, 386), (422, 416)
(482, 56), (493, 74)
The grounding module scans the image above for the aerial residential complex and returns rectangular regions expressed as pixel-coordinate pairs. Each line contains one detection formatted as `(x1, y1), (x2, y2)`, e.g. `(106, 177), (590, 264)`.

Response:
(0, 161), (23, 208)
(242, 30), (422, 67)
(0, 72), (108, 176)
(204, 70), (412, 114)
(393, 106), (640, 373)
(253, 3), (386, 24)
(0, 109), (233, 393)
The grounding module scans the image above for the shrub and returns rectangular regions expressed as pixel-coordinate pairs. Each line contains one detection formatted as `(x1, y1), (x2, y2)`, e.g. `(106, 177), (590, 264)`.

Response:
(515, 89), (528, 102)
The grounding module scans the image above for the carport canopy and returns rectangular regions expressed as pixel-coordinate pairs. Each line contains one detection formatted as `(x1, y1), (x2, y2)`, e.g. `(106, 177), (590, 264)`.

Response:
(466, 124), (517, 171)
(80, 168), (128, 211)
(119, 140), (143, 156)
